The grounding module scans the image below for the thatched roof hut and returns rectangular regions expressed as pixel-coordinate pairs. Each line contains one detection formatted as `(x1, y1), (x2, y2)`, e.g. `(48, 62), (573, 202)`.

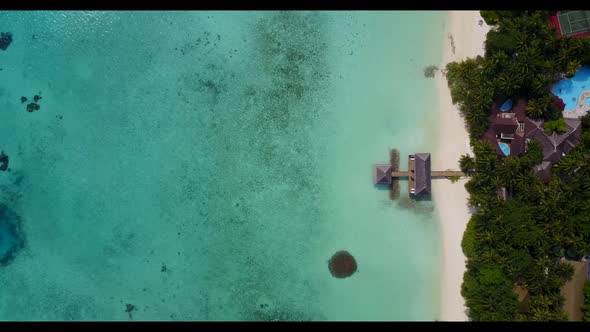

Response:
(373, 164), (392, 184)
(409, 153), (431, 196)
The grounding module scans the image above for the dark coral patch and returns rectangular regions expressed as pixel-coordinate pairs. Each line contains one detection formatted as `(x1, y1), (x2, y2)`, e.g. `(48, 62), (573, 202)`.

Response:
(328, 250), (357, 278)
(33, 95), (42, 102)
(0, 32), (12, 51)
(125, 303), (136, 319)
(0, 151), (8, 171)
(26, 102), (40, 113)
(20, 96), (27, 104)
(0, 204), (26, 266)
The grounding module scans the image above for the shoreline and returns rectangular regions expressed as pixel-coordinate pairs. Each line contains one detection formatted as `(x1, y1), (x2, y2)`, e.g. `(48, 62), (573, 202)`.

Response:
(431, 11), (490, 321)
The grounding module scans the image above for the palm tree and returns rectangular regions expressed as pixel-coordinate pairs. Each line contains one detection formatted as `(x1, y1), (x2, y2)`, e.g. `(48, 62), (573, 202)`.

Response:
(567, 37), (585, 58)
(529, 306), (555, 321)
(490, 175), (507, 190)
(489, 51), (509, 69)
(531, 294), (554, 309)
(499, 157), (523, 187)
(525, 269), (547, 293)
(540, 58), (558, 77)
(514, 31), (529, 52)
(566, 59), (581, 78)
(459, 154), (477, 175)
(555, 42), (572, 69)
(497, 72), (516, 96)
(532, 73), (551, 97)
(513, 46), (541, 75)
(467, 195), (483, 209)
(472, 85), (494, 110)
(480, 249), (502, 264)
(514, 171), (535, 197)
(526, 98), (545, 118)
(553, 150), (585, 175)
(478, 160), (497, 179)
(475, 141), (496, 156)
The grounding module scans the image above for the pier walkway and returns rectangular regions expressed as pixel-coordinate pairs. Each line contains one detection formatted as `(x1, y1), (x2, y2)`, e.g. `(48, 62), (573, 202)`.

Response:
(374, 152), (464, 197)
(391, 170), (464, 178)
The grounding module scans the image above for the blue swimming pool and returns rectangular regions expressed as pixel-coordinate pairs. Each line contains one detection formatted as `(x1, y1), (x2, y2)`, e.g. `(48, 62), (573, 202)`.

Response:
(498, 142), (510, 156)
(500, 98), (513, 112)
(552, 66), (590, 110)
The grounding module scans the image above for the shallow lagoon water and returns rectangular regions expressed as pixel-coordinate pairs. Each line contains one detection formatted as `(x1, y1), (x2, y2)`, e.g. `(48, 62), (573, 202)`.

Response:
(0, 11), (445, 320)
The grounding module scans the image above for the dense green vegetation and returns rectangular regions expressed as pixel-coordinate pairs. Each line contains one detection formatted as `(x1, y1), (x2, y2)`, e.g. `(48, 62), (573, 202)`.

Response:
(446, 11), (590, 140)
(584, 281), (590, 321)
(448, 11), (590, 321)
(480, 11), (548, 26)
(544, 118), (567, 134)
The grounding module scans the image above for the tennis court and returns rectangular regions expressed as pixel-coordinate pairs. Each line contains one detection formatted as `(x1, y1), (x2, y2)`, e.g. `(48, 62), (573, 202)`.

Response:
(557, 11), (590, 36)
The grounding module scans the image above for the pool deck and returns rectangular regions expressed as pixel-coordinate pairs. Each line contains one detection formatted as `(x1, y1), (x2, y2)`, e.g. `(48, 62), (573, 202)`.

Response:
(563, 90), (590, 119)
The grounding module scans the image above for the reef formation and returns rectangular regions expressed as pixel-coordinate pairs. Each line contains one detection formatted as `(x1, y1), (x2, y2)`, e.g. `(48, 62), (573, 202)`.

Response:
(23, 94), (42, 113)
(26, 102), (40, 113)
(328, 250), (357, 278)
(0, 151), (8, 171)
(0, 204), (26, 266)
(0, 32), (12, 51)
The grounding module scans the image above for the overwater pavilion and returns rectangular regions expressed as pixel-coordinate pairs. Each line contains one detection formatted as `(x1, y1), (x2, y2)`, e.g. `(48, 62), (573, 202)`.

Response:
(373, 152), (463, 197)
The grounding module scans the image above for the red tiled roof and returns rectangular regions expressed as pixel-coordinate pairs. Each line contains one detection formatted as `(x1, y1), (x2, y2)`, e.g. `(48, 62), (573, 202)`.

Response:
(513, 99), (528, 120)
(511, 136), (525, 156)
(483, 97), (582, 182)
(492, 117), (518, 135)
(482, 98), (530, 157)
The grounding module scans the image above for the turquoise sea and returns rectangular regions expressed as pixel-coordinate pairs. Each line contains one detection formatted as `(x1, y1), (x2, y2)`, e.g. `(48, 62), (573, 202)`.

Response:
(0, 11), (446, 321)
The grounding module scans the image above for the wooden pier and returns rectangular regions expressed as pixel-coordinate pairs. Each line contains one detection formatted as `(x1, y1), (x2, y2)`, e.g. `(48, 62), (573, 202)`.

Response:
(392, 170), (465, 178)
(374, 152), (465, 197)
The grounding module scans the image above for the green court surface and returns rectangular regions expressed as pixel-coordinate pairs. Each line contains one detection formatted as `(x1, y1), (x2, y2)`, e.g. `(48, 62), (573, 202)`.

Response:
(558, 11), (590, 36)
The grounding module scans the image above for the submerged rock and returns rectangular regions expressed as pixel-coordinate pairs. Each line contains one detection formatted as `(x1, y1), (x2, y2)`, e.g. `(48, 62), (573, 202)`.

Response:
(0, 151), (8, 171)
(0, 204), (26, 266)
(125, 303), (137, 319)
(0, 32), (12, 51)
(33, 95), (42, 102)
(20, 96), (27, 104)
(26, 102), (40, 113)
(423, 65), (439, 78)
(328, 250), (357, 278)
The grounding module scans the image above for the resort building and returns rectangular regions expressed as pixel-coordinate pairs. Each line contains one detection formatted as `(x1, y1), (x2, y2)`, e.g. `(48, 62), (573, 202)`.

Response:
(483, 97), (582, 182)
(373, 164), (392, 185)
(525, 117), (582, 181)
(482, 98), (528, 158)
(373, 152), (446, 197)
(408, 153), (431, 196)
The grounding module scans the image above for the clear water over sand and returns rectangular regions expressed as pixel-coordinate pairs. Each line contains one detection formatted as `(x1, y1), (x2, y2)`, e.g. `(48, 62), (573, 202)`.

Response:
(0, 11), (445, 320)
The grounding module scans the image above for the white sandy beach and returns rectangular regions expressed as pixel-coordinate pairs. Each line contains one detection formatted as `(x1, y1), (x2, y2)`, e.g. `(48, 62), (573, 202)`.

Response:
(432, 11), (490, 321)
